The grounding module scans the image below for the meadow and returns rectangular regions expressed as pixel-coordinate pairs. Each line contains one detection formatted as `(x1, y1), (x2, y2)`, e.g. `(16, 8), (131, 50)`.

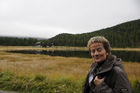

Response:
(0, 46), (140, 93)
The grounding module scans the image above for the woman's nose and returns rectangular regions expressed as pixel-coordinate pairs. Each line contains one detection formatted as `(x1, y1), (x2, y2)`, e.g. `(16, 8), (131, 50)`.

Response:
(94, 50), (99, 55)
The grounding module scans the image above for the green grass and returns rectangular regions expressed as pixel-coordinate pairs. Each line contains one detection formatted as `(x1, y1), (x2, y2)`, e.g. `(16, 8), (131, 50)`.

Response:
(0, 72), (84, 93)
(0, 72), (139, 93)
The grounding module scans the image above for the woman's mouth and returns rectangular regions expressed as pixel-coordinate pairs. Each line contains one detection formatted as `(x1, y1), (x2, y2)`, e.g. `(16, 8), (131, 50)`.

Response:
(95, 55), (100, 58)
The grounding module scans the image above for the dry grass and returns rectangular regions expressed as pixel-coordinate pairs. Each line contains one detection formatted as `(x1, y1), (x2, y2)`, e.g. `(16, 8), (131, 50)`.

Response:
(111, 48), (140, 51)
(0, 46), (139, 82)
(123, 62), (140, 81)
(0, 50), (92, 80)
(0, 46), (140, 51)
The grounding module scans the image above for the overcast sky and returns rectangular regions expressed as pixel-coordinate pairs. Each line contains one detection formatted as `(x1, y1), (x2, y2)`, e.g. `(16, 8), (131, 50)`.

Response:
(0, 0), (140, 38)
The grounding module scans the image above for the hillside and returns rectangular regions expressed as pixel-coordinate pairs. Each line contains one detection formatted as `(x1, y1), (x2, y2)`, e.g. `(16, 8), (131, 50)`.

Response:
(43, 19), (140, 48)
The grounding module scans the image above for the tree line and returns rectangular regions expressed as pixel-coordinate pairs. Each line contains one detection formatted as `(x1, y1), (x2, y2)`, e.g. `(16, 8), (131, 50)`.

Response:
(42, 19), (140, 48)
(0, 37), (38, 46)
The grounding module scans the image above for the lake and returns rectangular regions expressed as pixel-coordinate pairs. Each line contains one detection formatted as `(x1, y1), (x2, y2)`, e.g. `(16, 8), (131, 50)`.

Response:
(7, 50), (140, 62)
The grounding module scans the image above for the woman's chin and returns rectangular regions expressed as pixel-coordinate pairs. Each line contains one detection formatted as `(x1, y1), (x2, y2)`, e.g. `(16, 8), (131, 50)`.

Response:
(94, 59), (104, 63)
(95, 60), (101, 63)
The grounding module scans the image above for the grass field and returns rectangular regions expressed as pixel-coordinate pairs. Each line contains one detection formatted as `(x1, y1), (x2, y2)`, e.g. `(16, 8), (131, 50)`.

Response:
(0, 46), (140, 93)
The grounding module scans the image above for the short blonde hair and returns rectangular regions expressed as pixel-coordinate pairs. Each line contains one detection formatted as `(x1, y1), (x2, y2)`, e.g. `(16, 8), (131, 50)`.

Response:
(87, 36), (111, 55)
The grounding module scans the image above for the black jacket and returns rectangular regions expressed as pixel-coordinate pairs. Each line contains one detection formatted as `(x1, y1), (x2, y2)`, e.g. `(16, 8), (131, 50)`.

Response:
(82, 55), (133, 93)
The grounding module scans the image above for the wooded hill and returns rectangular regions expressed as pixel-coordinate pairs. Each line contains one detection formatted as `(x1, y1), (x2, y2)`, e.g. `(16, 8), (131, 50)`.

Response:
(42, 19), (140, 48)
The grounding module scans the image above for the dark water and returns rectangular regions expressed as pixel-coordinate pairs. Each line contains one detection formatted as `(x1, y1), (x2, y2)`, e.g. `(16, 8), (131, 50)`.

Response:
(7, 50), (140, 62)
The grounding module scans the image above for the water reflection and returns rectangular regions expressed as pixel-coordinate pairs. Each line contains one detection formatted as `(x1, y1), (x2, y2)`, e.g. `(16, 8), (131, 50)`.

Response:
(7, 50), (140, 62)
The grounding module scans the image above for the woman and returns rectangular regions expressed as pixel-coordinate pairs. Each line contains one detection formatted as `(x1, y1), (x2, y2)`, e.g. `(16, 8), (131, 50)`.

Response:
(83, 36), (133, 93)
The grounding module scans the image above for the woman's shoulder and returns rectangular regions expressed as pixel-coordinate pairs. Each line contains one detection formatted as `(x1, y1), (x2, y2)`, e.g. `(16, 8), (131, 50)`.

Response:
(111, 65), (127, 77)
(111, 55), (125, 73)
(112, 66), (123, 73)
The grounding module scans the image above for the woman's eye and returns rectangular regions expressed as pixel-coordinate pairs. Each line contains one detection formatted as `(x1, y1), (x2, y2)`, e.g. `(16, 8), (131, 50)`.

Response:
(97, 48), (102, 52)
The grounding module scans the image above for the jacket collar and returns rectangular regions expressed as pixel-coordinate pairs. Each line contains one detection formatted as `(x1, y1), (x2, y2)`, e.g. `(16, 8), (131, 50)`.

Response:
(90, 55), (115, 75)
(97, 58), (114, 74)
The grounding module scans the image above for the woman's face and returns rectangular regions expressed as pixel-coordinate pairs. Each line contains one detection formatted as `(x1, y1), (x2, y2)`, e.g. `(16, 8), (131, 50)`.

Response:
(90, 43), (108, 63)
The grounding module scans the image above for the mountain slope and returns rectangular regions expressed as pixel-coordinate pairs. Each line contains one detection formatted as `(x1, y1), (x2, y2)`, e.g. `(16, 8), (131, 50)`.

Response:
(44, 19), (140, 48)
